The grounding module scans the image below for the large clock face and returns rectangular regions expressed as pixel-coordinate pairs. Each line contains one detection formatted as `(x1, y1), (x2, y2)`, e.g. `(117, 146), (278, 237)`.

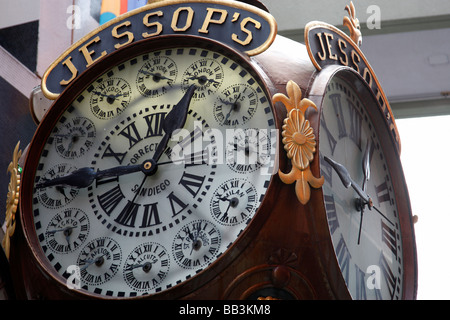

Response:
(26, 40), (276, 298)
(319, 74), (403, 300)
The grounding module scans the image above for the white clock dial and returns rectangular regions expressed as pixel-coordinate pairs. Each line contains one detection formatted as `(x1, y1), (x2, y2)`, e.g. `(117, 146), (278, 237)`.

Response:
(319, 75), (403, 300)
(29, 42), (276, 298)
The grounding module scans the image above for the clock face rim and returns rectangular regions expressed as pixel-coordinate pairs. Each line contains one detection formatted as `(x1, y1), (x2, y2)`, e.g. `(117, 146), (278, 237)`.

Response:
(19, 35), (281, 299)
(308, 66), (417, 300)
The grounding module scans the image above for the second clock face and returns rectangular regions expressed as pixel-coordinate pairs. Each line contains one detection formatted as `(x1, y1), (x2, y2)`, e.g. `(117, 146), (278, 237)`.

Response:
(29, 41), (276, 298)
(319, 75), (404, 300)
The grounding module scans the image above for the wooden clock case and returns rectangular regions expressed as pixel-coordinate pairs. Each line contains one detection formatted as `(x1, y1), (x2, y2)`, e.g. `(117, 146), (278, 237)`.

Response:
(8, 12), (417, 300)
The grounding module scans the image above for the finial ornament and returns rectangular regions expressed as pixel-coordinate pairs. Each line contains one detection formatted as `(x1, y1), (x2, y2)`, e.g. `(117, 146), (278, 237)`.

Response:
(273, 81), (324, 205)
(343, 1), (362, 46)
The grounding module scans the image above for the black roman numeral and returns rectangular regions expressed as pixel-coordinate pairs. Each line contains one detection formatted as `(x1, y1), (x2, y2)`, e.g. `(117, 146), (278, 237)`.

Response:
(114, 201), (140, 227)
(140, 202), (161, 228)
(178, 172), (205, 197)
(348, 100), (362, 150)
(97, 185), (125, 216)
(143, 112), (166, 138)
(167, 191), (188, 217)
(102, 144), (127, 164)
(355, 265), (367, 300)
(329, 93), (347, 139)
(381, 220), (398, 258)
(375, 180), (391, 204)
(119, 121), (143, 149)
(320, 115), (337, 155)
(335, 236), (351, 284)
(325, 194), (339, 235)
(379, 253), (397, 299)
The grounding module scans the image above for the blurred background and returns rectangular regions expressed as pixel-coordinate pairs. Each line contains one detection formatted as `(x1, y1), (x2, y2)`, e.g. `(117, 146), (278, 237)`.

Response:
(0, 0), (449, 299)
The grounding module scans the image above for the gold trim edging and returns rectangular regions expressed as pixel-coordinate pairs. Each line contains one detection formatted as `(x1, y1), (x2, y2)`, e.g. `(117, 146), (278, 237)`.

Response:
(2, 142), (22, 259)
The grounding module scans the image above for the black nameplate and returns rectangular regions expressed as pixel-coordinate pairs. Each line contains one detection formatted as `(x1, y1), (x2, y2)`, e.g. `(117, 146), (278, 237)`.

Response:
(42, 0), (277, 99)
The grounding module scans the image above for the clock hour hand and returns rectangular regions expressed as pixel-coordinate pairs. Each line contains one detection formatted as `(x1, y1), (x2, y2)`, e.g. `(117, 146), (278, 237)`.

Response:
(139, 69), (173, 82)
(125, 262), (152, 272)
(187, 75), (220, 85)
(92, 91), (124, 103)
(324, 156), (369, 203)
(324, 156), (394, 226)
(218, 195), (239, 208)
(79, 253), (107, 271)
(324, 156), (372, 205)
(36, 164), (143, 189)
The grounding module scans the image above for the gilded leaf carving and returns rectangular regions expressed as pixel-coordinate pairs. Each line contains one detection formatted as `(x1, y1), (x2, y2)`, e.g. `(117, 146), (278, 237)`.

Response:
(273, 81), (324, 205)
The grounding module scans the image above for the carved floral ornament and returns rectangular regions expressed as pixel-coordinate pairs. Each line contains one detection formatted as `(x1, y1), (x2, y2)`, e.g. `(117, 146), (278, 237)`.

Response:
(273, 81), (324, 205)
(2, 141), (22, 259)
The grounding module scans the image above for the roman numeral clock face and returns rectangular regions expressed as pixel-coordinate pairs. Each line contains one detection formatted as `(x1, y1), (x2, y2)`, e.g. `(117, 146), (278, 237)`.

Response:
(319, 76), (403, 300)
(28, 43), (276, 298)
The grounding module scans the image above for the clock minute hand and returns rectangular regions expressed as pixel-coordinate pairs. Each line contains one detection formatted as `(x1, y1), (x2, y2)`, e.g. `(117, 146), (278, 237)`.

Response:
(187, 75), (219, 85)
(151, 84), (196, 163)
(362, 139), (371, 192)
(357, 139), (372, 244)
(323, 156), (394, 226)
(125, 85), (197, 215)
(324, 156), (369, 203)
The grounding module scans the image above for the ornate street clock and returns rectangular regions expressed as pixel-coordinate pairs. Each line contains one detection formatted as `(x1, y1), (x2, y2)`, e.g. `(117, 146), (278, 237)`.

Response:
(5, 0), (417, 300)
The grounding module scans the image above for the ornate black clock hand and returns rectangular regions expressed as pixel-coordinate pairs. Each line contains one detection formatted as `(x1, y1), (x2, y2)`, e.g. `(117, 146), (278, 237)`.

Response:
(187, 75), (220, 85)
(92, 91), (124, 104)
(126, 262), (152, 272)
(139, 69), (174, 82)
(324, 156), (394, 226)
(36, 164), (143, 189)
(46, 225), (76, 235)
(218, 195), (239, 208)
(221, 93), (242, 125)
(150, 84), (197, 164)
(37, 86), (196, 190)
(79, 252), (107, 271)
(122, 85), (198, 217)
(357, 139), (372, 244)
(38, 83), (195, 191)
(362, 138), (371, 192)
(324, 156), (369, 202)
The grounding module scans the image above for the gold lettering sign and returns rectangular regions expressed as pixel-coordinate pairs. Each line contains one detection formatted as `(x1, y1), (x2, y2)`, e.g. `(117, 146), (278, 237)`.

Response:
(305, 20), (401, 153)
(41, 0), (277, 100)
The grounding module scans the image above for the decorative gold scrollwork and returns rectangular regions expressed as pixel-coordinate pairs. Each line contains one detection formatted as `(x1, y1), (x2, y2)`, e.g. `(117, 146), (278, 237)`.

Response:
(2, 141), (22, 259)
(343, 1), (362, 46)
(273, 81), (324, 205)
